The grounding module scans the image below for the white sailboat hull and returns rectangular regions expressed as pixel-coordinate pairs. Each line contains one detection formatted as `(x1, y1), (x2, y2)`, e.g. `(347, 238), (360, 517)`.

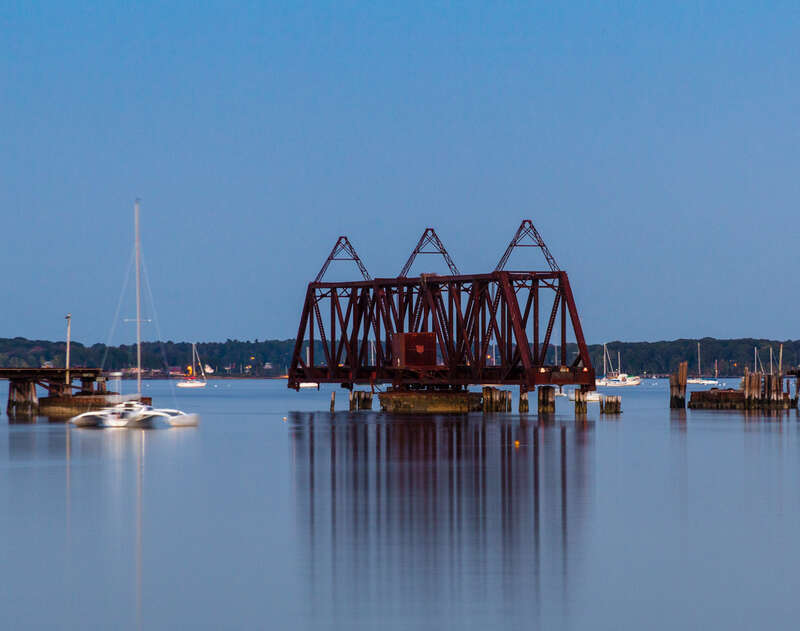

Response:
(176, 380), (207, 388)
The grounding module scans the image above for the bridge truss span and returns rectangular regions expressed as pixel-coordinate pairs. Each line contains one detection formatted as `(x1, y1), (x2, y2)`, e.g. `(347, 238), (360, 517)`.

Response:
(289, 265), (595, 390)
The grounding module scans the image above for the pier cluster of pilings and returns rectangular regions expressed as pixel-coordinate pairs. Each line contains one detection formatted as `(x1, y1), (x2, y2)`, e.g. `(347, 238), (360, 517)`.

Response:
(366, 385), (619, 415)
(1, 368), (126, 418)
(687, 371), (798, 410)
(483, 387), (512, 412)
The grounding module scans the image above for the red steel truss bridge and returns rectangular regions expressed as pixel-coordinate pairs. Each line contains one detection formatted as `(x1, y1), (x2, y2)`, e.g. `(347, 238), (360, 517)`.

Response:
(288, 220), (595, 391)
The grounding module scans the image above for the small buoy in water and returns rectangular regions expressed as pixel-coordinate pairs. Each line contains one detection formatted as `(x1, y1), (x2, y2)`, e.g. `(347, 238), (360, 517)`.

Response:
(282, 417), (287, 422)
(514, 440), (520, 448)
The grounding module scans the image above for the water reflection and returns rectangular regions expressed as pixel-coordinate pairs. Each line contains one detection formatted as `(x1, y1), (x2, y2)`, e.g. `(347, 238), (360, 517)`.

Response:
(289, 412), (594, 627)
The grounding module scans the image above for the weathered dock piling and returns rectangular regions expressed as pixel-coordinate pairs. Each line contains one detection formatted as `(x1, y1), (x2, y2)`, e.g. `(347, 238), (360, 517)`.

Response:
(689, 369), (797, 410)
(600, 395), (621, 414)
(482, 387), (511, 412)
(574, 389), (587, 414)
(348, 390), (373, 411)
(7, 380), (38, 416)
(538, 386), (555, 414)
(330, 391), (336, 412)
(669, 361), (688, 408)
(519, 390), (529, 414)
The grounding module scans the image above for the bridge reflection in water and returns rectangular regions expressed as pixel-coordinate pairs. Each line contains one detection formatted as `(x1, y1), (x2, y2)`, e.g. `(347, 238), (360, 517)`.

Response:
(289, 412), (594, 628)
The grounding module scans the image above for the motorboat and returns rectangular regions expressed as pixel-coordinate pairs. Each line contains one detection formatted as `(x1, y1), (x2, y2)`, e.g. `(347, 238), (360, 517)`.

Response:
(597, 374), (642, 387)
(595, 344), (641, 387)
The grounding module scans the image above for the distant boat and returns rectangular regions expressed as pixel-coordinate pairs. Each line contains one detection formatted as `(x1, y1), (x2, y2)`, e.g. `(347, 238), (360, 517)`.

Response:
(687, 342), (718, 385)
(298, 382), (319, 389)
(177, 343), (208, 389)
(567, 389), (602, 402)
(595, 344), (641, 387)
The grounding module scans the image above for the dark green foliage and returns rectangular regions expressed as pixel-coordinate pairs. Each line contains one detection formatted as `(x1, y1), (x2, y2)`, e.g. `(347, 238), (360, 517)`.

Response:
(0, 336), (796, 377)
(0, 337), (298, 375)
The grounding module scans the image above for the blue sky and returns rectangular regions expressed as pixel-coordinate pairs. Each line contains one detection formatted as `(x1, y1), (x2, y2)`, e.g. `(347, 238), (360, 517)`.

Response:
(2, 2), (799, 345)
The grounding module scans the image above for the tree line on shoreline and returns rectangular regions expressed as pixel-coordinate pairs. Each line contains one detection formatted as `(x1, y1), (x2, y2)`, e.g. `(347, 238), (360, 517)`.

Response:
(0, 336), (797, 377)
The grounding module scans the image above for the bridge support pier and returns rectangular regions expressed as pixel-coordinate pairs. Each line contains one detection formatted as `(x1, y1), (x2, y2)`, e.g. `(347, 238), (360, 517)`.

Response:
(538, 386), (555, 414)
(7, 379), (39, 416)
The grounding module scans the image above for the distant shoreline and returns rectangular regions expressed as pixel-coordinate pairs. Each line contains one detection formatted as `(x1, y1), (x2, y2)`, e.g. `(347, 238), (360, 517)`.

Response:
(2, 336), (798, 377)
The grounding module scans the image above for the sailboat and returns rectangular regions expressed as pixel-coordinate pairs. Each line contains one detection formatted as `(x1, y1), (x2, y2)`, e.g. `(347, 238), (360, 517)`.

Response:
(687, 342), (718, 385)
(70, 201), (199, 428)
(176, 343), (208, 388)
(595, 344), (641, 387)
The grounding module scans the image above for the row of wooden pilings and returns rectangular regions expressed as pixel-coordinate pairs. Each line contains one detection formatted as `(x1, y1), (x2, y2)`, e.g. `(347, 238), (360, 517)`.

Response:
(672, 360), (798, 410)
(330, 390), (374, 411)
(486, 386), (621, 415)
(329, 386), (621, 414)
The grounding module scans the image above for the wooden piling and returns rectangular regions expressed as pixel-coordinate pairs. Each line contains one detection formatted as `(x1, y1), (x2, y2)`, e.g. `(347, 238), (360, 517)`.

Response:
(349, 390), (356, 411)
(574, 389), (587, 414)
(519, 390), (529, 414)
(481, 386), (512, 412)
(669, 361), (688, 408)
(330, 391), (336, 412)
(600, 395), (621, 414)
(359, 391), (373, 410)
(538, 386), (555, 414)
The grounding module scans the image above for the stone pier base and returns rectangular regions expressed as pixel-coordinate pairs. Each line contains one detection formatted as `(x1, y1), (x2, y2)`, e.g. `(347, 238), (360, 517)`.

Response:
(379, 390), (482, 414)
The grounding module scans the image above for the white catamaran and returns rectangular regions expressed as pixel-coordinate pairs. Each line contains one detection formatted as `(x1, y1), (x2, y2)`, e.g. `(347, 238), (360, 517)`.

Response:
(70, 200), (199, 428)
(177, 343), (208, 388)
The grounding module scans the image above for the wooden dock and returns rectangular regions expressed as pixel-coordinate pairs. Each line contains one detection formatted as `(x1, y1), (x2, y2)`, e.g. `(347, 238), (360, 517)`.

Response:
(0, 368), (147, 417)
(687, 368), (798, 410)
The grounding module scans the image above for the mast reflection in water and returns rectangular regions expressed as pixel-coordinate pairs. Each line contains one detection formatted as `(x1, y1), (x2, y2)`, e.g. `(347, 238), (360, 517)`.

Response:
(289, 412), (594, 628)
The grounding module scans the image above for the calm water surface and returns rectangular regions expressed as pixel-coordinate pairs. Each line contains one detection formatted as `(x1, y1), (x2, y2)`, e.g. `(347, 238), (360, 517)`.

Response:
(2, 379), (800, 629)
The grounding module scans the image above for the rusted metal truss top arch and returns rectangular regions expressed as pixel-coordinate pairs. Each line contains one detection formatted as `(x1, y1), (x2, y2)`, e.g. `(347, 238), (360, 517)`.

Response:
(315, 236), (371, 282)
(496, 219), (560, 272)
(399, 228), (460, 277)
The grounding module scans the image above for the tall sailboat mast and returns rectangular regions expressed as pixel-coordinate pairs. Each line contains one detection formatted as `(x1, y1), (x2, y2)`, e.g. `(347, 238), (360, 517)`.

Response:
(135, 199), (142, 398)
(697, 342), (701, 378)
